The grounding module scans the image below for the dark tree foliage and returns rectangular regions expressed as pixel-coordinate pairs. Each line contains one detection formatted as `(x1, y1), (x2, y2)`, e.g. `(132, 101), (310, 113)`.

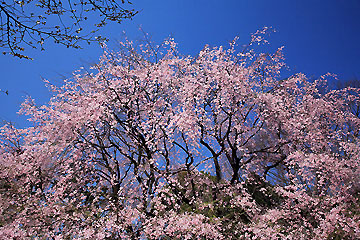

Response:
(0, 0), (137, 59)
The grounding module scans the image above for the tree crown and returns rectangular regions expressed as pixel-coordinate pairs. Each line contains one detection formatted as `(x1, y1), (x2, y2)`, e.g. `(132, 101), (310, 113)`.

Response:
(0, 30), (359, 239)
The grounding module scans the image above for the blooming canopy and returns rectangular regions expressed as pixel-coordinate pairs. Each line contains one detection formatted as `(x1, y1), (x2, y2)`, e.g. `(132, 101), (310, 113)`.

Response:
(0, 30), (359, 239)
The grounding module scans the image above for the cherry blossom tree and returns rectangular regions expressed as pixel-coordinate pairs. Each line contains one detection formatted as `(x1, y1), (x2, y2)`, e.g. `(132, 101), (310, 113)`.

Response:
(0, 29), (359, 239)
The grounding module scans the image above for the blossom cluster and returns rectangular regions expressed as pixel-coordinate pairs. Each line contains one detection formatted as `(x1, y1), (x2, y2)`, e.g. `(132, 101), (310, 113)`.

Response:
(0, 30), (359, 239)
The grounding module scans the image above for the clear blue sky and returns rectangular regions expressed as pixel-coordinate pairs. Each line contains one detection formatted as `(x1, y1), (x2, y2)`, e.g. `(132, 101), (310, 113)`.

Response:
(1, 0), (360, 127)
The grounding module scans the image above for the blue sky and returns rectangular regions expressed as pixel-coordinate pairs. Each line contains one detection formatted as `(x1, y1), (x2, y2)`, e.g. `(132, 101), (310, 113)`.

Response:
(1, 0), (360, 127)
